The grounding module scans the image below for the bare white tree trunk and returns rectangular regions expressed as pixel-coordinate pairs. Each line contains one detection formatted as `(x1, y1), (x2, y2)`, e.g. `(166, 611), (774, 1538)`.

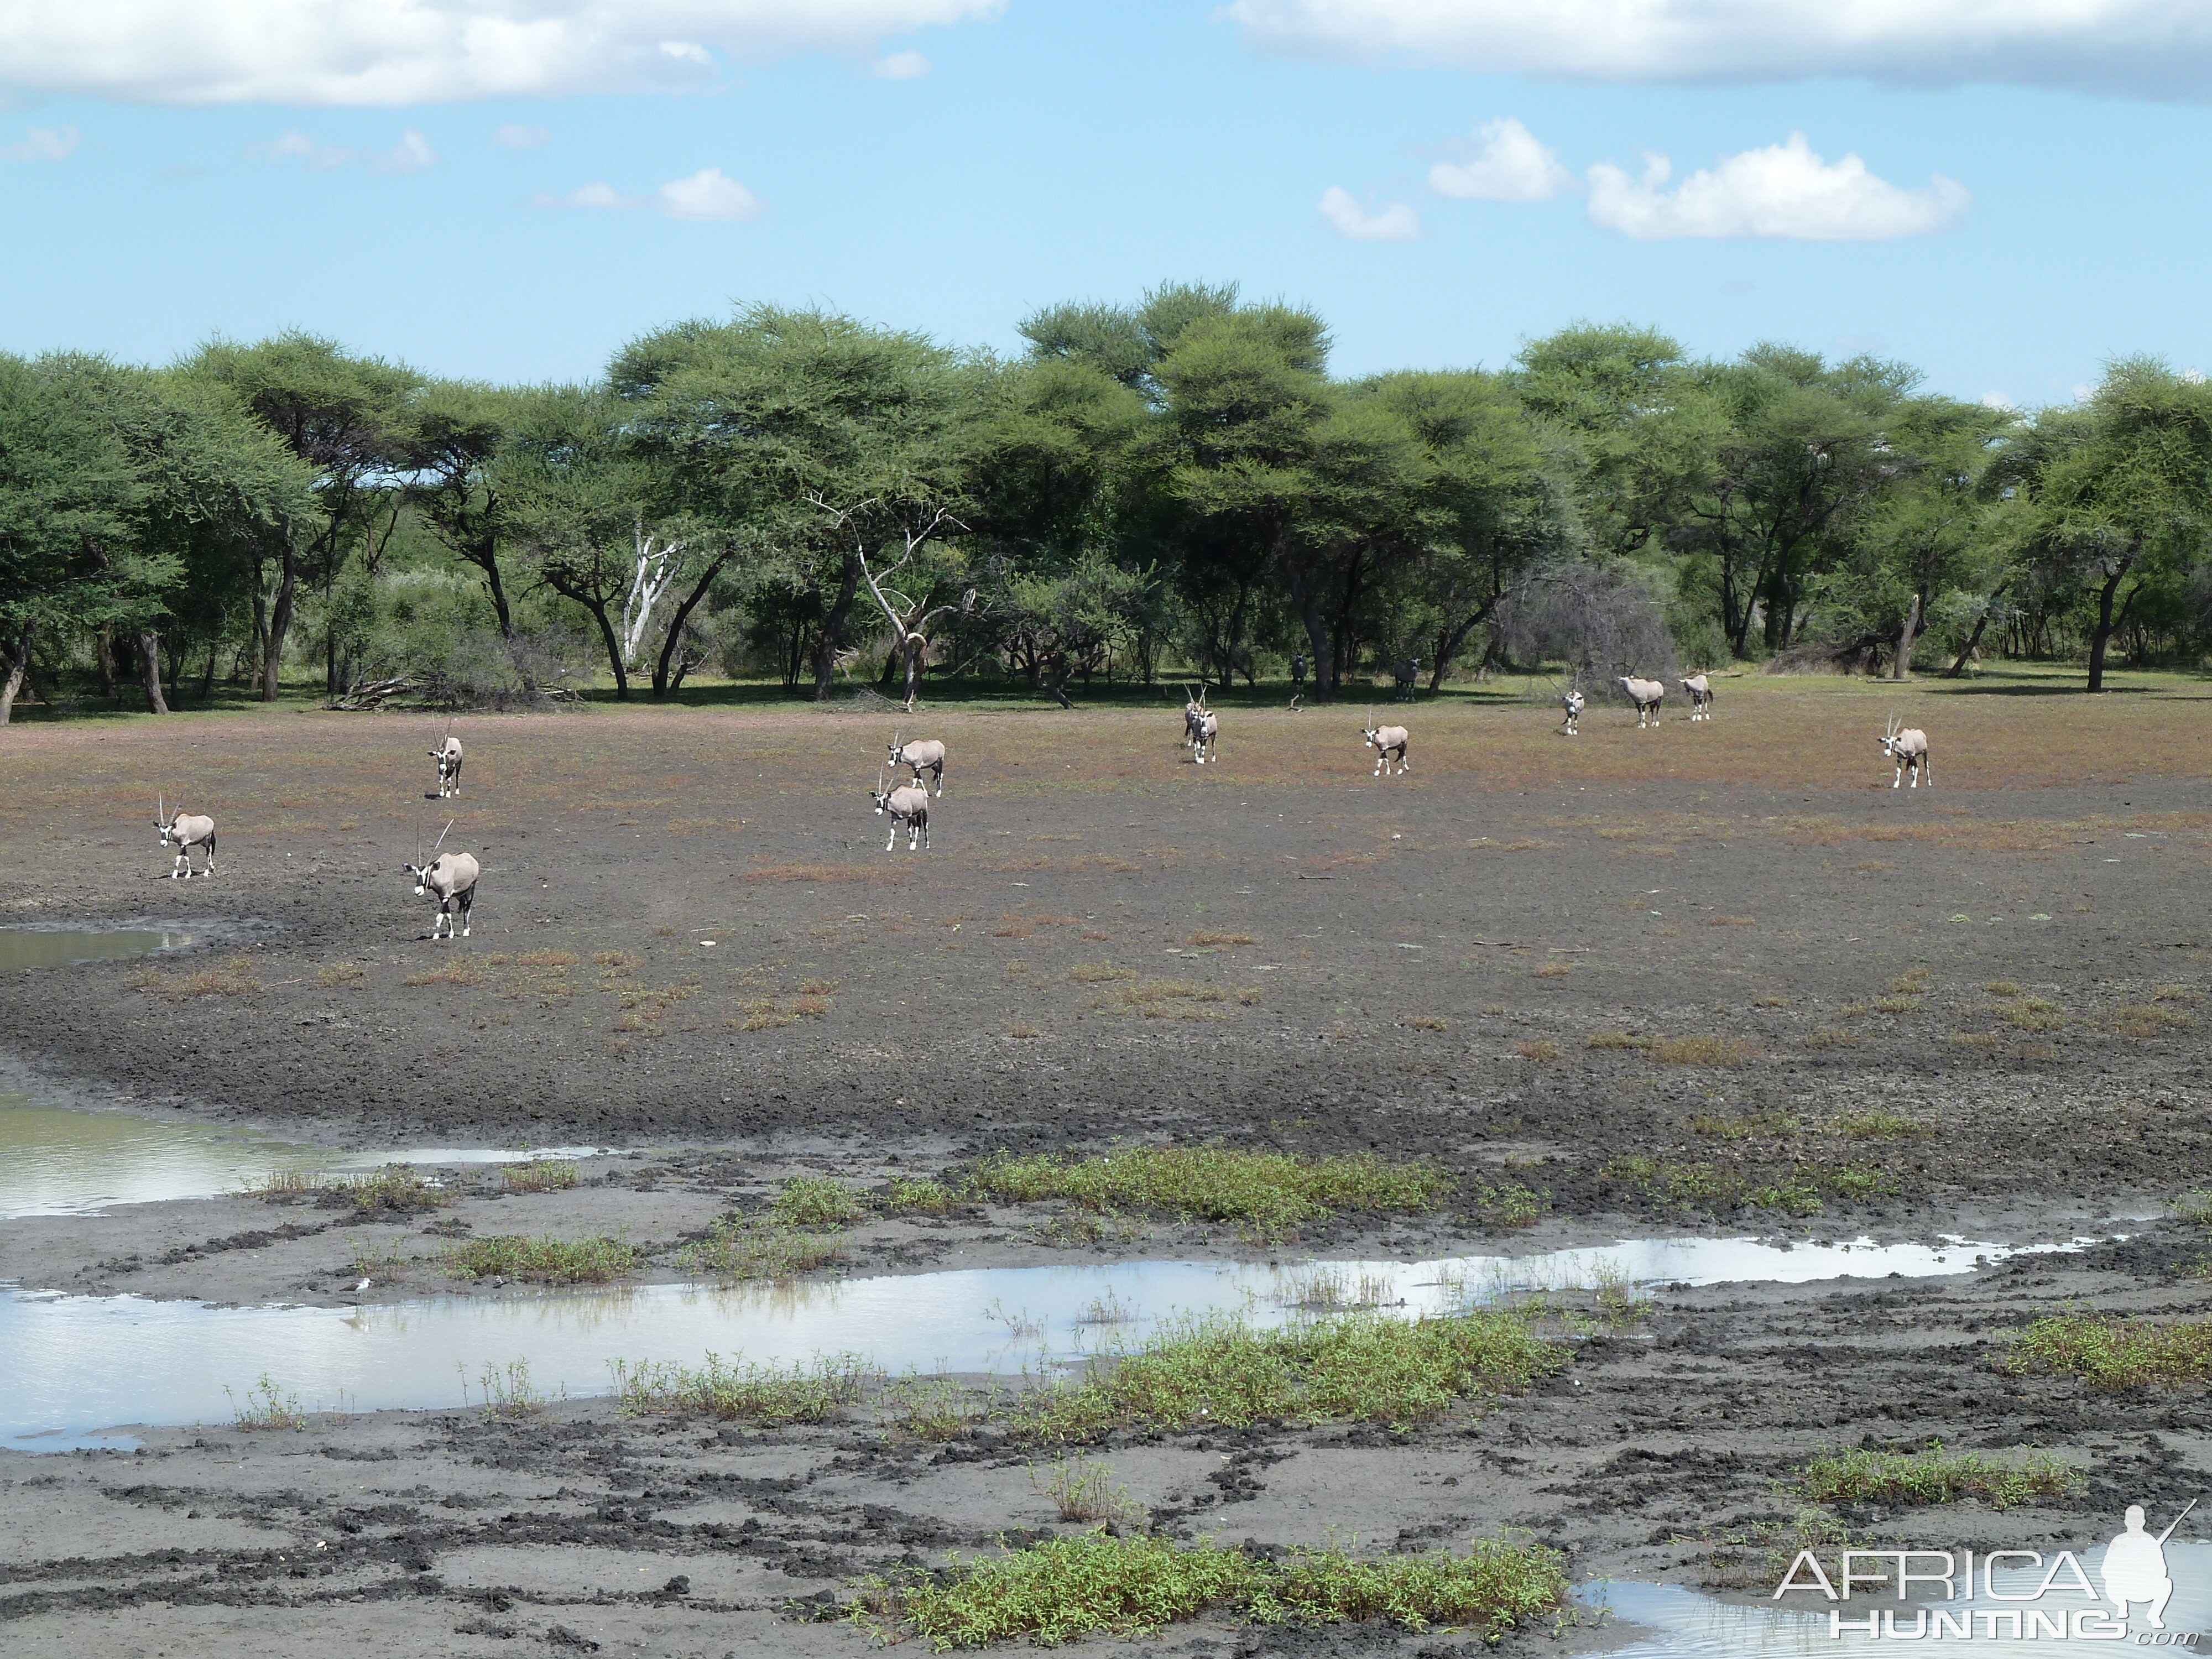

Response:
(619, 520), (683, 670)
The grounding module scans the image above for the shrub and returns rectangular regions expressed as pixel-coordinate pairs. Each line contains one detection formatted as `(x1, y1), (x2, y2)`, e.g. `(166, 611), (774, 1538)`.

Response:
(772, 1175), (867, 1229)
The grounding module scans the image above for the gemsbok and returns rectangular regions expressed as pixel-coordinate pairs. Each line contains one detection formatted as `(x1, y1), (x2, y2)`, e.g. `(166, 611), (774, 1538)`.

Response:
(155, 796), (216, 879)
(1391, 656), (1421, 702)
(1559, 682), (1585, 737)
(428, 716), (463, 799)
(1618, 675), (1666, 729)
(872, 767), (931, 852)
(1361, 716), (1411, 777)
(1879, 715), (1932, 789)
(403, 821), (479, 939)
(1681, 674), (1713, 722)
(887, 731), (946, 797)
(1182, 687), (1219, 765)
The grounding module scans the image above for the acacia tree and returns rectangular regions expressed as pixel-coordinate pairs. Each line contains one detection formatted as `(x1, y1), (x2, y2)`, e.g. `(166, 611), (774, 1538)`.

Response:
(407, 381), (523, 640)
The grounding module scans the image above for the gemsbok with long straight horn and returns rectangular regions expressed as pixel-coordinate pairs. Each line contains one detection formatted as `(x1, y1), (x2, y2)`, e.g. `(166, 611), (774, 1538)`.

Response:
(1879, 714), (1932, 789)
(1618, 674), (1666, 729)
(155, 795), (216, 879)
(1182, 685), (1219, 765)
(427, 713), (463, 799)
(403, 819), (479, 940)
(871, 766), (930, 852)
(1361, 709), (1410, 777)
(1681, 672), (1713, 722)
(887, 729), (946, 797)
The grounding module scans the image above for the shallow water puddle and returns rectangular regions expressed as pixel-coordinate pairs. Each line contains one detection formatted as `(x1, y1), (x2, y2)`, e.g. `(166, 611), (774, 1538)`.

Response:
(1586, 1540), (2212, 1656)
(0, 924), (191, 972)
(0, 1232), (2108, 1451)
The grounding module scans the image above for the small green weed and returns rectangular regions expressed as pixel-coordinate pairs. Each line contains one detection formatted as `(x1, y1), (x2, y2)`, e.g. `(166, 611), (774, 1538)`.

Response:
(443, 1233), (641, 1284)
(880, 1372), (979, 1442)
(880, 1176), (958, 1216)
(498, 1160), (579, 1193)
(337, 1164), (447, 1213)
(1793, 1443), (2079, 1509)
(771, 1175), (867, 1229)
(613, 1351), (868, 1425)
(1603, 1156), (1897, 1217)
(227, 1373), (305, 1431)
(2006, 1311), (2212, 1390)
(677, 1218), (844, 1282)
(1030, 1455), (1146, 1524)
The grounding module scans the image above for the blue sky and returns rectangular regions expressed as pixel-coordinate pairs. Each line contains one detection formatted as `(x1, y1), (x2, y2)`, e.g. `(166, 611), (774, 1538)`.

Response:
(1, 0), (2206, 407)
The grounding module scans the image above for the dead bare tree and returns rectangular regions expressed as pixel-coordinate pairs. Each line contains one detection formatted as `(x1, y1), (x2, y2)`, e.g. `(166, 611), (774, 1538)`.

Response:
(1494, 561), (1679, 692)
(811, 495), (973, 712)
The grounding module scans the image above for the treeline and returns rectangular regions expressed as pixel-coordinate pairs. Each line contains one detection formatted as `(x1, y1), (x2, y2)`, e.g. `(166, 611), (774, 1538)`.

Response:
(6, 283), (2211, 723)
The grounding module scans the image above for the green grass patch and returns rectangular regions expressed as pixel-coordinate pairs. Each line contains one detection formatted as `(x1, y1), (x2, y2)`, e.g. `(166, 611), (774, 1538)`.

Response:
(843, 1528), (1569, 1648)
(1008, 1308), (1561, 1444)
(962, 1146), (1452, 1238)
(1601, 1155), (1897, 1217)
(880, 1175), (959, 1216)
(771, 1175), (868, 1229)
(336, 1164), (448, 1213)
(1469, 1180), (1546, 1229)
(613, 1351), (868, 1425)
(442, 1233), (642, 1284)
(2005, 1312), (2212, 1390)
(2175, 1190), (2212, 1226)
(497, 1160), (580, 1193)
(1793, 1444), (2080, 1509)
(677, 1217), (845, 1281)
(226, 1373), (305, 1432)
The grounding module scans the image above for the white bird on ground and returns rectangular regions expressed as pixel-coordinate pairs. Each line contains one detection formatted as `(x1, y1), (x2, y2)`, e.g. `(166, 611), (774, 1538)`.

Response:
(353, 1278), (371, 1293)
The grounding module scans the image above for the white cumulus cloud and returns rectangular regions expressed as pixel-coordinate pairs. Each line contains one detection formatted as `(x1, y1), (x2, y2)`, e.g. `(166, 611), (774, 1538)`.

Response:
(1584, 134), (1968, 241)
(494, 123), (551, 148)
(1318, 185), (1422, 241)
(1225, 0), (2212, 101)
(656, 166), (763, 221)
(534, 167), (764, 222)
(0, 2), (1005, 105)
(1427, 117), (1572, 202)
(873, 50), (931, 78)
(1, 125), (81, 161)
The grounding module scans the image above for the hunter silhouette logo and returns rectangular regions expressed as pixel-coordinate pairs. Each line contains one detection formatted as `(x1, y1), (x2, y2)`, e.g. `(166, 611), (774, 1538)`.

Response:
(1773, 1499), (2203, 1642)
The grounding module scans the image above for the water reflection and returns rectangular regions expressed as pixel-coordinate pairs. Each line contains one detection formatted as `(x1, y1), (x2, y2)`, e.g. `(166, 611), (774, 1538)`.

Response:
(0, 1232), (2111, 1449)
(0, 925), (190, 972)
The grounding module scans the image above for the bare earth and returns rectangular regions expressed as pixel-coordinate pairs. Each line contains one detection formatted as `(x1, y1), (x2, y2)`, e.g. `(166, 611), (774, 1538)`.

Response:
(3, 681), (2210, 1655)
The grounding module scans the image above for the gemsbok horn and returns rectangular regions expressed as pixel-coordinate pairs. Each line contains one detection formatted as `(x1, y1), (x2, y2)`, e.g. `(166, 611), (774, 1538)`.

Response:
(1182, 685), (1219, 765)
(1680, 672), (1713, 723)
(1361, 708), (1410, 778)
(870, 765), (931, 852)
(1618, 674), (1666, 729)
(887, 729), (946, 797)
(403, 818), (479, 940)
(1879, 713), (1931, 789)
(427, 712), (463, 800)
(155, 794), (216, 880)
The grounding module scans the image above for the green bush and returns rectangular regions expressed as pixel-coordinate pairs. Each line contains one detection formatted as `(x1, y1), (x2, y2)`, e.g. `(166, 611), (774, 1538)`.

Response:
(1793, 1444), (2079, 1509)
(771, 1175), (868, 1229)
(677, 1218), (844, 1282)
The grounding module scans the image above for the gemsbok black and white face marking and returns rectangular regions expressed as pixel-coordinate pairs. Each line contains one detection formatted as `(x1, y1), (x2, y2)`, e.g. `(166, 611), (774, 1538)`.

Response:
(1618, 675), (1666, 729)
(870, 767), (930, 852)
(886, 730), (946, 797)
(1182, 686), (1219, 765)
(1681, 674), (1713, 722)
(154, 795), (216, 879)
(1880, 716), (1932, 789)
(1361, 717), (1411, 777)
(1560, 687), (1585, 736)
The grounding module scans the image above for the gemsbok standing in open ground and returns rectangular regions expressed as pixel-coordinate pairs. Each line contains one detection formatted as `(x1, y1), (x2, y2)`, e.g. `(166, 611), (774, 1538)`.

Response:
(155, 796), (215, 879)
(1558, 675), (1586, 736)
(1879, 714), (1932, 789)
(1681, 673), (1713, 722)
(887, 731), (946, 797)
(1618, 675), (1666, 729)
(403, 821), (479, 939)
(871, 766), (930, 852)
(428, 715), (463, 799)
(1182, 686), (1219, 764)
(1361, 714), (1410, 777)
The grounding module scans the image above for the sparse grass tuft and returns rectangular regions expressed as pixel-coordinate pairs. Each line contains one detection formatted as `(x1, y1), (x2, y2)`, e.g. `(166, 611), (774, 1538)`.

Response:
(772, 1175), (867, 1229)
(1752, 994), (1791, 1008)
(843, 1529), (1569, 1648)
(1068, 961), (1134, 983)
(514, 948), (580, 968)
(881, 1176), (958, 1215)
(498, 1159), (579, 1193)
(1793, 1444), (2080, 1509)
(1532, 963), (1572, 978)
(1469, 1181), (1546, 1229)
(227, 1373), (305, 1431)
(1804, 1027), (1859, 1050)
(1603, 1155), (1896, 1217)
(2175, 1190), (2212, 1226)
(879, 1372), (978, 1441)
(1647, 1035), (1756, 1067)
(1515, 1039), (1561, 1062)
(614, 1351), (868, 1425)
(443, 1233), (642, 1284)
(337, 1164), (447, 1213)
(238, 1167), (322, 1201)
(314, 963), (365, 988)
(1708, 915), (1758, 928)
(403, 959), (484, 987)
(963, 1146), (1452, 1238)
(1009, 1021), (1043, 1039)
(2007, 1312), (2212, 1390)
(677, 1218), (844, 1282)
(1406, 1015), (1447, 1031)
(1585, 1030), (1648, 1050)
(1030, 1455), (1146, 1525)
(1984, 980), (2021, 997)
(1186, 929), (1256, 948)
(130, 953), (258, 1000)
(2002, 997), (2065, 1032)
